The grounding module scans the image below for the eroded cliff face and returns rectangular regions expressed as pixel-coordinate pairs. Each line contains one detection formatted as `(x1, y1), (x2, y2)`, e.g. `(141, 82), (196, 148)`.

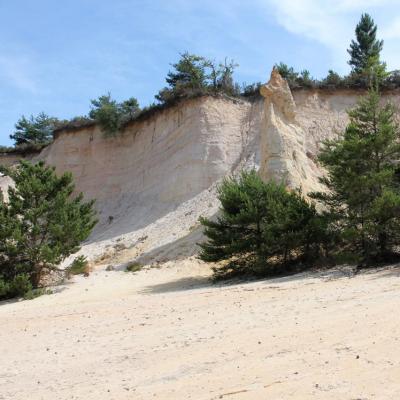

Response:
(37, 97), (262, 242)
(2, 74), (400, 264)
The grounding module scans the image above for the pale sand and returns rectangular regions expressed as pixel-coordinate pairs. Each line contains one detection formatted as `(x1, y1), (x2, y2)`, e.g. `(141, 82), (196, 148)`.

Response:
(1, 260), (400, 399)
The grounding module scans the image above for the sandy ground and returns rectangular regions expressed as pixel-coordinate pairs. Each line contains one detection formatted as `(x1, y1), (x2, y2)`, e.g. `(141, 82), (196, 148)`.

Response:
(1, 260), (400, 400)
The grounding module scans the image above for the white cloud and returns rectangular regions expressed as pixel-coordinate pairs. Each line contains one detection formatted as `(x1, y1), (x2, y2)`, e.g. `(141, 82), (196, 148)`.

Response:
(263, 0), (400, 70)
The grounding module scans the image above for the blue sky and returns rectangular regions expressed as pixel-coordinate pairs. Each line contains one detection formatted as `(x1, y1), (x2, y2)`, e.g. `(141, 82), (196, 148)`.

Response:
(1, 0), (400, 146)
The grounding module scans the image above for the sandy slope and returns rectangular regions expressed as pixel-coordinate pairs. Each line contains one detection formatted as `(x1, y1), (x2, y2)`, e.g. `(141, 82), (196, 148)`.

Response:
(1, 260), (400, 400)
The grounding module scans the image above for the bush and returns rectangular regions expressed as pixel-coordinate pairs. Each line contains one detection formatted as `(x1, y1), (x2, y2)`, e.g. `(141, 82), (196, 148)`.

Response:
(23, 287), (52, 301)
(67, 256), (89, 276)
(125, 262), (143, 273)
(274, 62), (299, 85)
(199, 170), (326, 279)
(0, 161), (97, 299)
(0, 274), (32, 300)
(241, 82), (262, 97)
(155, 53), (240, 105)
(321, 70), (343, 87)
(54, 116), (95, 133)
(89, 94), (140, 136)
(10, 113), (61, 146)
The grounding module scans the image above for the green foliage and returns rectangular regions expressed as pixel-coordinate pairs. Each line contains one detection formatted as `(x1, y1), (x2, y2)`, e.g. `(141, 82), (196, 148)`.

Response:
(89, 93), (140, 136)
(166, 52), (207, 91)
(156, 52), (239, 104)
(274, 62), (299, 85)
(0, 274), (32, 300)
(348, 13), (384, 74)
(241, 82), (262, 97)
(0, 145), (15, 153)
(10, 113), (60, 146)
(199, 171), (325, 278)
(208, 58), (240, 96)
(119, 97), (140, 119)
(0, 161), (97, 299)
(23, 287), (52, 301)
(54, 116), (94, 132)
(125, 261), (143, 273)
(297, 70), (314, 88)
(322, 70), (343, 87)
(311, 88), (400, 262)
(67, 255), (89, 276)
(274, 63), (315, 89)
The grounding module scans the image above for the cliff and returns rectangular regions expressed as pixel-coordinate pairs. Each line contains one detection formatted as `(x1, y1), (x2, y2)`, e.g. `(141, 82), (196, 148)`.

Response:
(2, 71), (400, 265)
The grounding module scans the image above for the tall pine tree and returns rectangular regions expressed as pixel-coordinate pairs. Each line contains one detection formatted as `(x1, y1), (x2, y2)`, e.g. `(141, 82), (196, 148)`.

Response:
(311, 89), (400, 262)
(348, 13), (384, 74)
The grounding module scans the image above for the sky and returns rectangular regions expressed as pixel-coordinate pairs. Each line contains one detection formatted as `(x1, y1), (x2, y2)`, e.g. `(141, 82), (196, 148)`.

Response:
(1, 0), (400, 146)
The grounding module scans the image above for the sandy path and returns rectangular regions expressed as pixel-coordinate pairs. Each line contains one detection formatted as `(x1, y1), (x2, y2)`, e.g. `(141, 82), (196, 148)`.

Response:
(1, 261), (400, 399)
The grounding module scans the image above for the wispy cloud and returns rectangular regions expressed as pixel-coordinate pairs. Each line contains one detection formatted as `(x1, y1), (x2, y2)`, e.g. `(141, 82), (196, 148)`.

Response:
(263, 0), (400, 70)
(0, 53), (37, 93)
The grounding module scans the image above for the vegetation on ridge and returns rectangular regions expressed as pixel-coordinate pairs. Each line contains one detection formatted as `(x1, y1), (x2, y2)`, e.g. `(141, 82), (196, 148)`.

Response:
(4, 12), (399, 148)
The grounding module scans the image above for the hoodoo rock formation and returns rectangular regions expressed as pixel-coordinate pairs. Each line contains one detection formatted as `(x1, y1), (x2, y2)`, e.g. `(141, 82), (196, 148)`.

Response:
(260, 68), (324, 194)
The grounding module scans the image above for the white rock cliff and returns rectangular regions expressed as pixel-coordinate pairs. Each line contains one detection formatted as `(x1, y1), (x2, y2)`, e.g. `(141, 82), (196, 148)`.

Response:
(2, 70), (400, 263)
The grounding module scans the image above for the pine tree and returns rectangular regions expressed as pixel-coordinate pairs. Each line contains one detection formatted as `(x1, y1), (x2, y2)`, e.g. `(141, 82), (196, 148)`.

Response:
(10, 113), (60, 146)
(348, 14), (384, 74)
(89, 93), (140, 136)
(0, 161), (97, 297)
(311, 89), (400, 262)
(165, 52), (207, 91)
(89, 93), (122, 136)
(199, 171), (324, 278)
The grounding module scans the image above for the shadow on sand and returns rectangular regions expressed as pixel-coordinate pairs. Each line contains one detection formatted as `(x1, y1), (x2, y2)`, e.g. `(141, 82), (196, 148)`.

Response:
(139, 262), (400, 295)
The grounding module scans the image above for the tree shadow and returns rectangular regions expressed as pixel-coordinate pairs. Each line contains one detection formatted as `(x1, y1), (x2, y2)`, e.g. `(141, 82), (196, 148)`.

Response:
(140, 275), (213, 294)
(363, 263), (400, 280)
(139, 266), (357, 295)
(135, 227), (205, 265)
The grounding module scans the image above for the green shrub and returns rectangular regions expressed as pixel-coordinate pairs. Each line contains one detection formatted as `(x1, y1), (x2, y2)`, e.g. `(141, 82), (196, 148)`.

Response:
(125, 262), (143, 273)
(0, 274), (33, 300)
(155, 52), (240, 105)
(0, 278), (10, 299)
(89, 94), (140, 136)
(274, 62), (299, 85)
(241, 82), (262, 97)
(0, 161), (97, 299)
(322, 70), (343, 87)
(23, 288), (52, 300)
(67, 255), (89, 276)
(10, 113), (61, 146)
(199, 170), (327, 279)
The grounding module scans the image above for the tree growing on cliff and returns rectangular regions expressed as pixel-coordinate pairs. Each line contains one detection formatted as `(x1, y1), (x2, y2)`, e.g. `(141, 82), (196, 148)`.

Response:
(199, 170), (326, 278)
(156, 52), (208, 103)
(10, 113), (60, 146)
(0, 161), (97, 299)
(156, 52), (239, 104)
(348, 14), (385, 76)
(311, 88), (400, 263)
(89, 93), (140, 136)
